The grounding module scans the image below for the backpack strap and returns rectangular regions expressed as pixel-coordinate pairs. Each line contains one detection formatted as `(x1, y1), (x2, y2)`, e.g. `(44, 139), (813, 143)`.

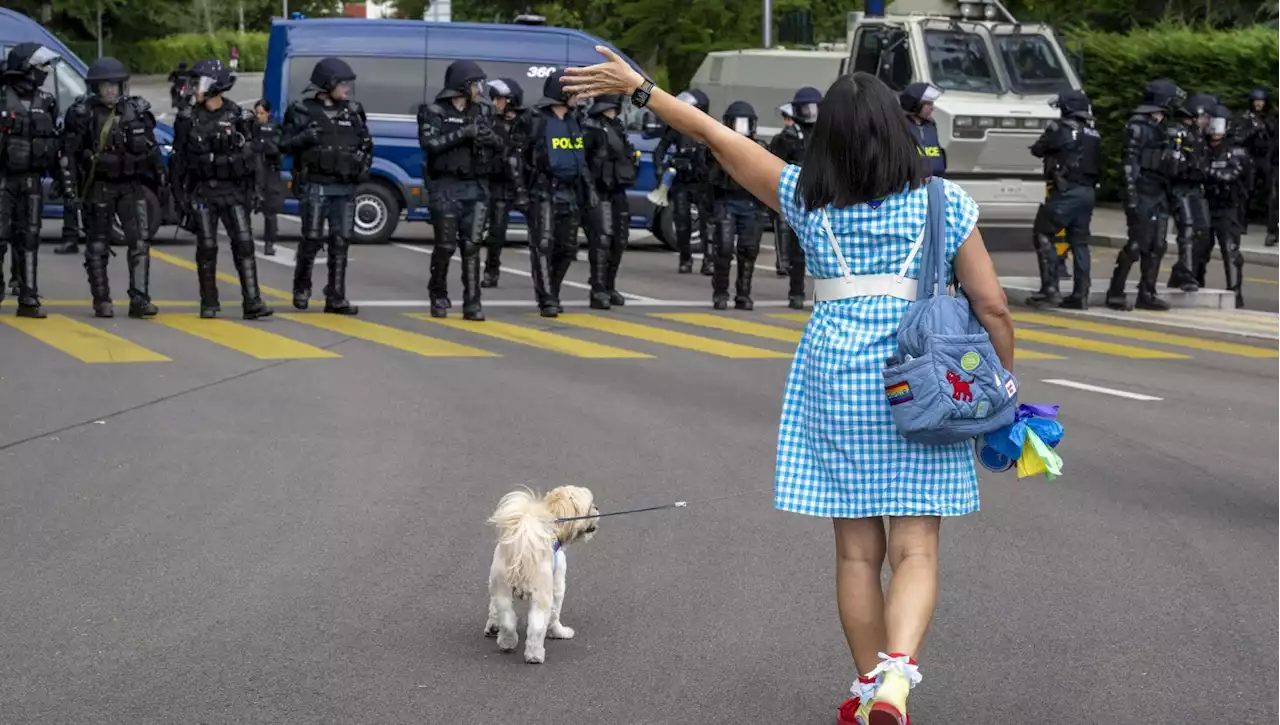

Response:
(914, 178), (947, 300)
(812, 189), (934, 303)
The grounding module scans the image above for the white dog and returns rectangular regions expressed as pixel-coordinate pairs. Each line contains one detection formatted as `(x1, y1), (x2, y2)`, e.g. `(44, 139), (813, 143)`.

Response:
(484, 486), (598, 664)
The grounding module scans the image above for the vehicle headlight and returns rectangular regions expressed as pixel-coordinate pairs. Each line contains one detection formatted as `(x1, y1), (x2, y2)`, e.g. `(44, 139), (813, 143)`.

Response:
(954, 116), (975, 127)
(1000, 117), (1019, 129)
(976, 116), (997, 128)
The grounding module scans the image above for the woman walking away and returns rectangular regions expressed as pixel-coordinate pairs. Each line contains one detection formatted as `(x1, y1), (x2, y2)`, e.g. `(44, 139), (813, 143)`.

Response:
(565, 57), (1015, 724)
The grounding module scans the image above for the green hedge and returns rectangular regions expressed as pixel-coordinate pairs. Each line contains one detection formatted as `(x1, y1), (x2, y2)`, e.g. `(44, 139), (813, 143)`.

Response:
(62, 32), (269, 76)
(1073, 24), (1279, 200)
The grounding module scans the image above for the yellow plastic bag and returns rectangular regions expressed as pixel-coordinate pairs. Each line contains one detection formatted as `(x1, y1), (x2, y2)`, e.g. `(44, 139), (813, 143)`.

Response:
(1017, 430), (1064, 480)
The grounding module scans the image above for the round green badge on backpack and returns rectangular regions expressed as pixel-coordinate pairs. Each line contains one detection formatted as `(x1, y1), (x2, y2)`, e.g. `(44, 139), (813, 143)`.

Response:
(960, 351), (980, 372)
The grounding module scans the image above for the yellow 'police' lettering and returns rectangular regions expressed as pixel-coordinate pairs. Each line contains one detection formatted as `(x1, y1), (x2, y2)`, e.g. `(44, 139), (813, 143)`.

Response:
(552, 136), (584, 150)
(922, 146), (941, 157)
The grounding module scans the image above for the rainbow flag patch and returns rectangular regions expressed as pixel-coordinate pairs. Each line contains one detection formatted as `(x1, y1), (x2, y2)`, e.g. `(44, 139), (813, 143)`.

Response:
(885, 381), (913, 405)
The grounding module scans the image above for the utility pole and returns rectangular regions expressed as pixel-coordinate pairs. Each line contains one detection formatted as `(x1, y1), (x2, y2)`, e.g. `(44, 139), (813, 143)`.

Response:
(763, 0), (772, 48)
(283, 0), (288, 18)
(239, 1), (245, 33)
(96, 0), (103, 58)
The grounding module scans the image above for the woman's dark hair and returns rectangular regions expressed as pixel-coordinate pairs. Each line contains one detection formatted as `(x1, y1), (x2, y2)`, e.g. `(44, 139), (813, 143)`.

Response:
(797, 72), (926, 210)
(255, 98), (272, 113)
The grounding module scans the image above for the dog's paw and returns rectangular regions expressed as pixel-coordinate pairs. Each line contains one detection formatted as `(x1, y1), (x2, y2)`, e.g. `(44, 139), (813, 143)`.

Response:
(496, 631), (519, 652)
(548, 623), (575, 640)
(483, 623), (499, 638)
(524, 646), (545, 664)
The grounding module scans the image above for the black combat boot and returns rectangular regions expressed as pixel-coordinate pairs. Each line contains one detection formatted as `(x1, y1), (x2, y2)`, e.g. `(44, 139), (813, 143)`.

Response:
(235, 251), (274, 320)
(323, 249), (359, 315)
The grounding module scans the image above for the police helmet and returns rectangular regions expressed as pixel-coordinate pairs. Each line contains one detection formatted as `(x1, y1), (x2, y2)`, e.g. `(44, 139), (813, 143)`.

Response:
(778, 102), (795, 119)
(723, 100), (758, 137)
(674, 88), (710, 113)
(1248, 87), (1268, 103)
(1050, 89), (1092, 120)
(1207, 103), (1232, 137)
(487, 77), (525, 110)
(1136, 78), (1184, 114)
(189, 58), (236, 99)
(4, 43), (60, 86)
(86, 56), (130, 104)
(791, 86), (822, 124)
(177, 59), (189, 71)
(899, 82), (942, 116)
(309, 57), (357, 94)
(536, 69), (573, 107)
(1185, 93), (1217, 118)
(588, 93), (623, 116)
(438, 60), (486, 100)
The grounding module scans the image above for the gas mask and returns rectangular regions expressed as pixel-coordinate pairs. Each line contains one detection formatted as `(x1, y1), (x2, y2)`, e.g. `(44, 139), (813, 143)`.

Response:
(731, 117), (751, 136)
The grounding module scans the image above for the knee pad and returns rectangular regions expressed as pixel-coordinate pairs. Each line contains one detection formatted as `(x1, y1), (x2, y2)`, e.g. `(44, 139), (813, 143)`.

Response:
(195, 243), (218, 263)
(432, 215), (459, 255)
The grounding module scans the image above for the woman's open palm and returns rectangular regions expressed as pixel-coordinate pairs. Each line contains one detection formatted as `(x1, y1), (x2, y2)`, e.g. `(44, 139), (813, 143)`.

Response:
(562, 46), (644, 99)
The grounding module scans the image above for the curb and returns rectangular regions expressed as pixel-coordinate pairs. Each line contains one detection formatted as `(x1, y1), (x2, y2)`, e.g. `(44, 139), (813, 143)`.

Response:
(1089, 234), (1278, 268)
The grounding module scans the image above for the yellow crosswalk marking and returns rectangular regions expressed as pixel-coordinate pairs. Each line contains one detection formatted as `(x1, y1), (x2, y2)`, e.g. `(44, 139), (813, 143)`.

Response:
(150, 314), (341, 360)
(768, 312), (811, 323)
(1141, 309), (1280, 333)
(1015, 328), (1188, 359)
(407, 315), (651, 358)
(650, 313), (803, 343)
(552, 314), (791, 359)
(279, 314), (497, 357)
(1012, 312), (1277, 358)
(1017, 349), (1067, 360)
(0, 314), (170, 363)
(150, 249), (293, 301)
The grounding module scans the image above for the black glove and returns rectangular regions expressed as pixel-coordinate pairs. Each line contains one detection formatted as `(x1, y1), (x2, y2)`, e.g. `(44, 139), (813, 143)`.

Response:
(252, 194), (263, 214)
(158, 184), (172, 213)
(513, 189), (530, 214)
(475, 123), (499, 147)
(301, 123), (323, 145)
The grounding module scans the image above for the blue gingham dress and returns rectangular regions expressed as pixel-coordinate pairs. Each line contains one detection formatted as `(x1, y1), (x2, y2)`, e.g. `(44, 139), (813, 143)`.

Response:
(773, 164), (981, 519)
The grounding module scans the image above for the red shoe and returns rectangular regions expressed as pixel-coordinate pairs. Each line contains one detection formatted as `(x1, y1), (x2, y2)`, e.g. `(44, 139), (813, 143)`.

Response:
(836, 697), (866, 725)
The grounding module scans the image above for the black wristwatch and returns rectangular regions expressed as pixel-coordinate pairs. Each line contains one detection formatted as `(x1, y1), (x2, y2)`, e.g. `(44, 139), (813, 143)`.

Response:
(631, 79), (655, 108)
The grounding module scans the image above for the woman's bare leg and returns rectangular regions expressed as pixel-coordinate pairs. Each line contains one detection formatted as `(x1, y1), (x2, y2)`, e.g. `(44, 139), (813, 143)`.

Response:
(833, 516), (888, 674)
(884, 515), (941, 657)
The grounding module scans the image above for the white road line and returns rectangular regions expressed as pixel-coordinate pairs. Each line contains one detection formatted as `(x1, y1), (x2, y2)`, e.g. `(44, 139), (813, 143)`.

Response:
(1041, 379), (1163, 401)
(253, 240), (326, 267)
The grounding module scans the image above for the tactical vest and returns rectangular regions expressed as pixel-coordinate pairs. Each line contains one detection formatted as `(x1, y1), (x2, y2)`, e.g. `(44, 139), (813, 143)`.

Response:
(422, 102), (486, 180)
(1167, 122), (1207, 189)
(664, 129), (707, 182)
(487, 116), (517, 179)
(1052, 119), (1102, 187)
(1204, 143), (1245, 210)
(1126, 115), (1174, 191)
(0, 85), (60, 175)
(257, 122), (282, 170)
(296, 98), (368, 183)
(84, 97), (156, 181)
(544, 113), (586, 183)
(712, 138), (766, 200)
(182, 103), (257, 183)
(910, 119), (946, 178)
(769, 126), (807, 165)
(595, 117), (637, 190)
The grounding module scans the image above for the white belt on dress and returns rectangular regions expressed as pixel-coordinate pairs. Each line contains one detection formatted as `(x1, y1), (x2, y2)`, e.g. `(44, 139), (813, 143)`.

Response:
(812, 274), (918, 303)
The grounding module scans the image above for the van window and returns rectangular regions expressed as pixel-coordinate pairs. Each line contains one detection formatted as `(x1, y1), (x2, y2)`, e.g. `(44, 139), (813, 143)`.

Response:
(44, 58), (88, 115)
(853, 27), (911, 90)
(286, 56), (571, 116)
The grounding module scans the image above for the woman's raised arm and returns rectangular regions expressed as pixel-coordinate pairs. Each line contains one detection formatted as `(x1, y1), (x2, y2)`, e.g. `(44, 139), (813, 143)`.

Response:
(562, 47), (786, 213)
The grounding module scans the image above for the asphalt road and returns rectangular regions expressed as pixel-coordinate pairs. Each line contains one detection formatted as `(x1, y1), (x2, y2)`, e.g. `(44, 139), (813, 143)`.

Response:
(1, 214), (1276, 724)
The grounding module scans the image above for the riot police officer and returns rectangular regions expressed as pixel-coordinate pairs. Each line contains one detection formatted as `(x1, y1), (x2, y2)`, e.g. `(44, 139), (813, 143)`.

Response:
(168, 60), (190, 110)
(902, 82), (946, 178)
(63, 57), (164, 319)
(418, 60), (502, 320)
(253, 99), (284, 257)
(654, 88), (713, 274)
(1200, 105), (1248, 307)
(1228, 87), (1259, 235)
(768, 86), (821, 309)
(709, 101), (767, 311)
(0, 43), (68, 318)
(479, 77), (526, 289)
(1165, 93), (1213, 292)
(281, 57), (369, 316)
(1106, 79), (1183, 312)
(519, 70), (597, 318)
(583, 93), (638, 310)
(171, 59), (272, 320)
(1027, 89), (1101, 310)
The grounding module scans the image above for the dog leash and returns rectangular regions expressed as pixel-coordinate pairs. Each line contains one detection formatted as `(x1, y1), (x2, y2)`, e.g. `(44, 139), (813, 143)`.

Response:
(553, 487), (770, 522)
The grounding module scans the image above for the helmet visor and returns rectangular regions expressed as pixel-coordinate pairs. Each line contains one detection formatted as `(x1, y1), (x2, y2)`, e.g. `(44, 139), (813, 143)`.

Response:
(1208, 117), (1227, 136)
(919, 84), (943, 104)
(778, 102), (794, 118)
(794, 102), (818, 123)
(487, 78), (511, 97)
(27, 46), (59, 69)
(195, 74), (218, 98)
(676, 91), (700, 106)
(731, 117), (751, 135)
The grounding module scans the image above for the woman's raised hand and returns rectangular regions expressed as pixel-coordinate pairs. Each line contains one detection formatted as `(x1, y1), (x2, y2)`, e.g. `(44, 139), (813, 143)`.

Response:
(562, 46), (646, 101)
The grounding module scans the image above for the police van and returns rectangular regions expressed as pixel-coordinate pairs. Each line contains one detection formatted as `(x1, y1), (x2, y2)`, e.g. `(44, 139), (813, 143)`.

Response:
(0, 7), (176, 241)
(262, 16), (662, 244)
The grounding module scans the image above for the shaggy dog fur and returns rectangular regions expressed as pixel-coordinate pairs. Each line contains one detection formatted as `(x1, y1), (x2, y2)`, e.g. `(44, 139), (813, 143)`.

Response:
(484, 486), (597, 664)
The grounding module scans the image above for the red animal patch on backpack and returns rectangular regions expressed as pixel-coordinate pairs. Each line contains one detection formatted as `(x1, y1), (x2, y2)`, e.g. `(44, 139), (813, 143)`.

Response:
(946, 370), (975, 402)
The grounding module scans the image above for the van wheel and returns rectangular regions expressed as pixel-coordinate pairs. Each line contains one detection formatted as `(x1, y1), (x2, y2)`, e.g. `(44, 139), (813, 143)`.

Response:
(352, 181), (400, 244)
(653, 204), (701, 252)
(109, 187), (162, 246)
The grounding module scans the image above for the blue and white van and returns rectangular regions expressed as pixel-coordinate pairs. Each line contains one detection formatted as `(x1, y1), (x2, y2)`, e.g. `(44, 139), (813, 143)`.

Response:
(262, 17), (664, 244)
(0, 7), (176, 239)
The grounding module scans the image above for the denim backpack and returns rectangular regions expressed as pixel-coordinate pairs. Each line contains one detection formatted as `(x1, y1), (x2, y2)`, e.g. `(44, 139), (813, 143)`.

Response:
(879, 179), (1019, 445)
